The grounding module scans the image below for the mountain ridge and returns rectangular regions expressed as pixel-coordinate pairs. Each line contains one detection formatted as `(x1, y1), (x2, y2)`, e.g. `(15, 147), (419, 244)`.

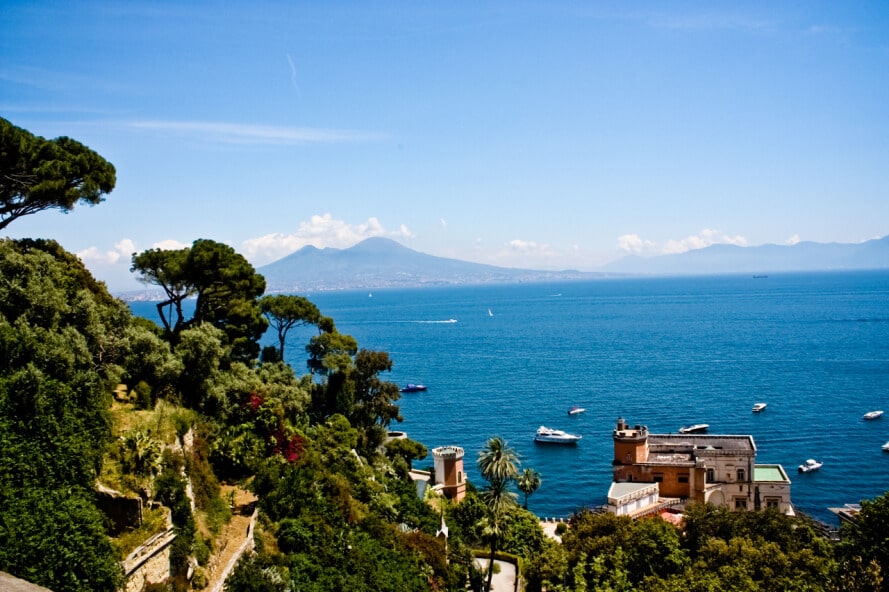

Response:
(256, 235), (889, 293)
(258, 237), (605, 292)
(604, 235), (889, 275)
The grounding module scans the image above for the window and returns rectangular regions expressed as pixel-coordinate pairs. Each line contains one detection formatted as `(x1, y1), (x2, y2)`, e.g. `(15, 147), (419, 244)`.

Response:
(678, 475), (689, 484)
(737, 468), (746, 481)
(653, 473), (663, 483)
(706, 468), (715, 483)
(735, 498), (748, 510)
(766, 499), (780, 508)
(458, 471), (463, 483)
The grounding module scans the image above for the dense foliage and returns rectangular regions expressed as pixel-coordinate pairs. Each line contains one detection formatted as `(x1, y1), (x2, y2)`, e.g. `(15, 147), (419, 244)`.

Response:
(519, 503), (889, 592)
(0, 239), (128, 591)
(0, 233), (457, 591)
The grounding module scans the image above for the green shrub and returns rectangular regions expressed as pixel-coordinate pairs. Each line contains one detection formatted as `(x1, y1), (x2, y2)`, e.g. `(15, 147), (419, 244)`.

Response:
(134, 380), (152, 410)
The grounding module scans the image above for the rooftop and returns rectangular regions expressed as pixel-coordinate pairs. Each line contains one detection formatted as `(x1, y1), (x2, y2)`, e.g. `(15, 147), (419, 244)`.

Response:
(754, 464), (790, 483)
(648, 433), (756, 453)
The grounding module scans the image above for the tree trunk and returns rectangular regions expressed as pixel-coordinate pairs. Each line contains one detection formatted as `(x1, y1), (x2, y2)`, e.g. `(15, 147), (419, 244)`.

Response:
(485, 542), (497, 592)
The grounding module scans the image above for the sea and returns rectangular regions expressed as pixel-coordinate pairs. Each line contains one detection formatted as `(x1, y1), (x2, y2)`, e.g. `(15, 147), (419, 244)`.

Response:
(128, 270), (889, 526)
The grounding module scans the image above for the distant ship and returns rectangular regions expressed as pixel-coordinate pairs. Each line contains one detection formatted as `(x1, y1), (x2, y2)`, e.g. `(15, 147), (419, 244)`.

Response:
(400, 383), (427, 393)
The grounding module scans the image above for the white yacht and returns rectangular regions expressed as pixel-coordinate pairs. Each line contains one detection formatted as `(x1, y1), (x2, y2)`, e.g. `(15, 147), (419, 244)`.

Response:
(752, 403), (767, 412)
(798, 459), (823, 473)
(534, 426), (582, 444)
(863, 410), (884, 420)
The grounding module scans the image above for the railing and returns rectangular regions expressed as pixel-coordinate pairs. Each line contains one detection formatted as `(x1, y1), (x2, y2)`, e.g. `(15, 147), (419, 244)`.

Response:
(122, 528), (177, 575)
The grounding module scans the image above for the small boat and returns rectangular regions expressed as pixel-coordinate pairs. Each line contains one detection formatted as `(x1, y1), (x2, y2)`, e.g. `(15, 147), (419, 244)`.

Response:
(678, 423), (710, 434)
(568, 406), (586, 415)
(752, 403), (767, 412)
(534, 426), (582, 444)
(863, 410), (884, 420)
(400, 384), (427, 393)
(882, 442), (889, 452)
(798, 459), (823, 473)
(488, 308), (494, 317)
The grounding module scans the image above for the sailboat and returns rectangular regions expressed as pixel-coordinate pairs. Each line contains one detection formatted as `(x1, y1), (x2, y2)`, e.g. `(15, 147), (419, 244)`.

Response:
(488, 308), (494, 317)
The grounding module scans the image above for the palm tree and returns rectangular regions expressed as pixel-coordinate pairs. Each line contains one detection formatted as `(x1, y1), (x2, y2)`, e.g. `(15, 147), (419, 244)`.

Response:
(477, 437), (520, 592)
(480, 473), (519, 516)
(517, 468), (542, 509)
(477, 436), (520, 483)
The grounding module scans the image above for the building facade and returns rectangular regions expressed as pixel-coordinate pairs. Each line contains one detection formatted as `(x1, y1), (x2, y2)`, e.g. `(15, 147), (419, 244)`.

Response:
(611, 418), (792, 514)
(432, 445), (466, 503)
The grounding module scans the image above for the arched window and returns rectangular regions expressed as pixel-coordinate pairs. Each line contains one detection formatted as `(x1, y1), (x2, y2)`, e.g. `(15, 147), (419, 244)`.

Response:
(737, 468), (746, 481)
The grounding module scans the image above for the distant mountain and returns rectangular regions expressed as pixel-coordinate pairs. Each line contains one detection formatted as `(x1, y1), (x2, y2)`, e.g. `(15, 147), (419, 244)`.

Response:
(604, 235), (889, 275)
(118, 235), (889, 299)
(258, 237), (604, 292)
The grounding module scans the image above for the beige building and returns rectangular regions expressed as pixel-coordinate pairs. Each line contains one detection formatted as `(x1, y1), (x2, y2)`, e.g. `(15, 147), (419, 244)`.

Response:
(611, 418), (793, 515)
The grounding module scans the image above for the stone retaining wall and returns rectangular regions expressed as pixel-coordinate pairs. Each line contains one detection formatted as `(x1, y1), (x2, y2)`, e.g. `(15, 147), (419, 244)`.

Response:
(122, 528), (176, 592)
(207, 509), (258, 592)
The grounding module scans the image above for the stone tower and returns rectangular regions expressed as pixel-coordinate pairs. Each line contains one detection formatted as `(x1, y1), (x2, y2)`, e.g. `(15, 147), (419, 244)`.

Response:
(613, 417), (649, 466)
(432, 446), (466, 503)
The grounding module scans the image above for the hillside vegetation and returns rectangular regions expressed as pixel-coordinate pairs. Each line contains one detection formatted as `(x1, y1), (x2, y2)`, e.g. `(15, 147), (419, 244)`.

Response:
(2, 118), (888, 592)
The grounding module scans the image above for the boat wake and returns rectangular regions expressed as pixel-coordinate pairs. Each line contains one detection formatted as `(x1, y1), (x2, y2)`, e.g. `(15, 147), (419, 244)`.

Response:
(411, 319), (457, 324)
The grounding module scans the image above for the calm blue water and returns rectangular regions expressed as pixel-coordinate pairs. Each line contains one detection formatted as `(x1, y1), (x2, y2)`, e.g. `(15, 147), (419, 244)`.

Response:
(130, 271), (889, 525)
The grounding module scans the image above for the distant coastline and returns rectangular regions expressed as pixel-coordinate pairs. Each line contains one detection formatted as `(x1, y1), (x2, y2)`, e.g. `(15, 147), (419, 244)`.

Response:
(114, 235), (889, 299)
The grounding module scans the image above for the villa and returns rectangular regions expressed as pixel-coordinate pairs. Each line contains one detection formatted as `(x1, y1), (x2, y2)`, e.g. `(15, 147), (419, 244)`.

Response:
(608, 418), (793, 518)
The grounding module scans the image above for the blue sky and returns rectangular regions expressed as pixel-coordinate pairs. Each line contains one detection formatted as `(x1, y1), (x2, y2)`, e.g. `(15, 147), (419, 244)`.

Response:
(3, 1), (888, 290)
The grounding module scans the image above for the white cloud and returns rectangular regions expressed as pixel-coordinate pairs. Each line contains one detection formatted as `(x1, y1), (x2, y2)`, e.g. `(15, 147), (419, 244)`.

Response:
(152, 239), (190, 250)
(440, 218), (448, 229)
(241, 213), (415, 264)
(286, 53), (299, 93)
(662, 229), (747, 254)
(785, 234), (801, 245)
(504, 239), (554, 255)
(474, 239), (564, 269)
(76, 238), (137, 264)
(124, 120), (383, 145)
(617, 233), (657, 255)
(645, 11), (775, 33)
(616, 229), (748, 257)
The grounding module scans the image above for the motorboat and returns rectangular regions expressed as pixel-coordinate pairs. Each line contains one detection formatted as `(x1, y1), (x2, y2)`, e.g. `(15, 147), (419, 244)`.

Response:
(798, 459), (823, 473)
(863, 410), (884, 420)
(678, 423), (709, 434)
(400, 383), (427, 393)
(882, 442), (889, 452)
(567, 406), (586, 415)
(534, 426), (582, 444)
(752, 403), (767, 412)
